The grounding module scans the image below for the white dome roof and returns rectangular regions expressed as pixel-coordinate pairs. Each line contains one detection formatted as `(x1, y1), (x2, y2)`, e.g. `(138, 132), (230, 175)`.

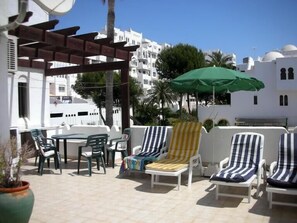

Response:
(262, 51), (284, 62)
(281, 44), (297, 52)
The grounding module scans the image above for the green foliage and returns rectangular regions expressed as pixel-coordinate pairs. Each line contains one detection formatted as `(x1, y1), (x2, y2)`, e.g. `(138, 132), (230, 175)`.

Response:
(72, 72), (107, 108)
(168, 108), (198, 126)
(217, 119), (230, 126)
(206, 50), (235, 69)
(203, 119), (214, 132)
(72, 72), (143, 110)
(202, 118), (229, 132)
(130, 77), (144, 113)
(145, 80), (177, 124)
(156, 44), (206, 80)
(133, 101), (159, 125)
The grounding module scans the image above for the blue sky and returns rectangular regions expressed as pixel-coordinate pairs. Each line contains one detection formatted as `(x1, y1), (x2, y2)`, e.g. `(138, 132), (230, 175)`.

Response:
(54, 0), (297, 63)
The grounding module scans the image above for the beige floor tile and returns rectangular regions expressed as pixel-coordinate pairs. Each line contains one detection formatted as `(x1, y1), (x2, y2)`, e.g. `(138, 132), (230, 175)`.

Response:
(18, 158), (297, 223)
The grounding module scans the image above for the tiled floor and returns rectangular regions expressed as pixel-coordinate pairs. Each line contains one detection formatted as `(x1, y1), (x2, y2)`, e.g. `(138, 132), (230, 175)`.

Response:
(22, 158), (297, 223)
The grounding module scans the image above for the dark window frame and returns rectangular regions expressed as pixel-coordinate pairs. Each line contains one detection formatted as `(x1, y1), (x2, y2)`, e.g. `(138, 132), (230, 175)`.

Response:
(18, 82), (28, 118)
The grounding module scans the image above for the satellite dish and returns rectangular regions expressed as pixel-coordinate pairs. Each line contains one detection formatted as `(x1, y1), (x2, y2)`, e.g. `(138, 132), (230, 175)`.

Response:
(33, 0), (76, 15)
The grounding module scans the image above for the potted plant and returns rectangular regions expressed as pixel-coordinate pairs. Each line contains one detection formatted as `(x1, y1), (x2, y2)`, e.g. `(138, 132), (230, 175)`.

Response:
(0, 138), (35, 223)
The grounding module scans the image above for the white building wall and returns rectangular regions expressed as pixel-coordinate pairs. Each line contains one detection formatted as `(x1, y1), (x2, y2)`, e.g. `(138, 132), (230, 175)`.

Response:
(276, 57), (297, 90)
(198, 45), (297, 128)
(0, 0), (11, 142)
(0, 0), (51, 142)
(98, 27), (169, 94)
(9, 68), (51, 130)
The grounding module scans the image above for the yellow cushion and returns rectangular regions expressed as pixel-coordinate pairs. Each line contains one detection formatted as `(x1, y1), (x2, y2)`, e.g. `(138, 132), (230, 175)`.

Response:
(146, 122), (202, 172)
(146, 158), (188, 172)
(167, 122), (202, 161)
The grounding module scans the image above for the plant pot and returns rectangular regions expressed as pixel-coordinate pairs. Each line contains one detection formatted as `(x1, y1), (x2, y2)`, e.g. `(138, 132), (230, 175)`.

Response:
(0, 181), (34, 223)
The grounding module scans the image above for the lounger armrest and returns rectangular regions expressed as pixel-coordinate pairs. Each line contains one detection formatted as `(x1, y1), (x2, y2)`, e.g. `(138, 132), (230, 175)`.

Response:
(219, 157), (229, 170)
(257, 159), (266, 179)
(189, 154), (200, 168)
(269, 161), (277, 176)
(157, 152), (168, 160)
(132, 145), (142, 155)
(160, 146), (168, 154)
(258, 159), (266, 169)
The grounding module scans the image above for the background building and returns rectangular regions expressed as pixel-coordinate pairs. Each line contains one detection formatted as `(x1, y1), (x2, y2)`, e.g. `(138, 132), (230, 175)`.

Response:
(198, 44), (297, 128)
(49, 27), (170, 126)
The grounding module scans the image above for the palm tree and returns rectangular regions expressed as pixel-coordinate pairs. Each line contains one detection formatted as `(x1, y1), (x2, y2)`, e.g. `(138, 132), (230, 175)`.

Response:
(101, 0), (115, 127)
(145, 80), (177, 125)
(206, 50), (234, 69)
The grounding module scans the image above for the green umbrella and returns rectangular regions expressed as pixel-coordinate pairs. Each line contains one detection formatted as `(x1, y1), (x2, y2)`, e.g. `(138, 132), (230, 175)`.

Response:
(170, 66), (264, 115)
(170, 66), (264, 94)
(170, 66), (265, 174)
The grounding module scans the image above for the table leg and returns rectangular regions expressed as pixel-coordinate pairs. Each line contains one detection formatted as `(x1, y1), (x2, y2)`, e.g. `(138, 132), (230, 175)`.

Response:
(55, 139), (60, 152)
(63, 139), (67, 164)
(104, 144), (108, 165)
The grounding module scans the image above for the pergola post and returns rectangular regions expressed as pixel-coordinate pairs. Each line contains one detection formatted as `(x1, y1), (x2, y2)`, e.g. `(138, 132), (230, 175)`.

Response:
(121, 61), (130, 131)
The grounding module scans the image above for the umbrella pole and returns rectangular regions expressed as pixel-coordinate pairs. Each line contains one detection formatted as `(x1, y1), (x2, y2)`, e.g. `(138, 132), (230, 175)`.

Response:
(212, 86), (215, 165)
(204, 86), (219, 177)
(179, 93), (183, 118)
(195, 92), (198, 120)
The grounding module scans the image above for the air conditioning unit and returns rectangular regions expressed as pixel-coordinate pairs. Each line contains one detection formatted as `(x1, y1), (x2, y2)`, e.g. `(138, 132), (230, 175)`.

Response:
(7, 35), (18, 73)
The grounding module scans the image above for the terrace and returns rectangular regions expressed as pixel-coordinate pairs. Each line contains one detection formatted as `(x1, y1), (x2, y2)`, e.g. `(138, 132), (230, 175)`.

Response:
(20, 125), (297, 223)
(22, 158), (296, 223)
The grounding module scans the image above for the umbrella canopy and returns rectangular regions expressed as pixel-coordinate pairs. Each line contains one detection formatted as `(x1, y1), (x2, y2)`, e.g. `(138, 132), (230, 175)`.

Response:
(170, 66), (265, 94)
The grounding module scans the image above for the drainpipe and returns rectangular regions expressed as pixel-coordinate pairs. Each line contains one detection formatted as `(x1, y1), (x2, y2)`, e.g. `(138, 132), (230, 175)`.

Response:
(0, 0), (28, 33)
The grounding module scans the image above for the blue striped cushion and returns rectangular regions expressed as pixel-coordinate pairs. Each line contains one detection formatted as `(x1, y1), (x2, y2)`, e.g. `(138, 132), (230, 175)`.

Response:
(121, 126), (168, 172)
(139, 126), (168, 155)
(210, 133), (263, 182)
(267, 133), (297, 188)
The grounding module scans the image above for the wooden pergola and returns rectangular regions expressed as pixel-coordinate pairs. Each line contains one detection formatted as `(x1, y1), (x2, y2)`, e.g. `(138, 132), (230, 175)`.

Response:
(8, 12), (139, 130)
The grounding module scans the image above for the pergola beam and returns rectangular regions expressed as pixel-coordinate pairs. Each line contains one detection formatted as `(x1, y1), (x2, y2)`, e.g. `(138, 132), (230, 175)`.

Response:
(8, 14), (139, 131)
(15, 25), (132, 61)
(44, 61), (127, 76)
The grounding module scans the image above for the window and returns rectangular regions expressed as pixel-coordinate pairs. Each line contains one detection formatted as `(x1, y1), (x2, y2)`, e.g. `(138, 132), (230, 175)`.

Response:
(59, 85), (65, 92)
(78, 111), (88, 116)
(280, 95), (288, 106)
(284, 95), (288, 106)
(288, 67), (294, 80)
(254, 96), (258, 105)
(50, 113), (63, 118)
(280, 68), (286, 80)
(18, 82), (28, 118)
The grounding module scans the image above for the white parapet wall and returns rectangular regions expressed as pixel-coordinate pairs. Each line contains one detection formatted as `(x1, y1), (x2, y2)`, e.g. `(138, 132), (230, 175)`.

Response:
(47, 125), (121, 160)
(130, 125), (288, 166)
(199, 126), (289, 166)
(46, 124), (289, 166)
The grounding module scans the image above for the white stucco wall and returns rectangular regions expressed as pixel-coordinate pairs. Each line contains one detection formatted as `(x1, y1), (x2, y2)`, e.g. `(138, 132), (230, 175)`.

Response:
(0, 0), (13, 142)
(9, 68), (50, 130)
(124, 125), (287, 166)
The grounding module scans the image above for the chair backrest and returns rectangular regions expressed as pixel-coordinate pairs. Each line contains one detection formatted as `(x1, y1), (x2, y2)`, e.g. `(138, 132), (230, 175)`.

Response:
(227, 132), (264, 170)
(121, 128), (131, 141)
(167, 122), (202, 161)
(273, 133), (297, 183)
(139, 126), (168, 155)
(86, 134), (108, 157)
(30, 129), (44, 151)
